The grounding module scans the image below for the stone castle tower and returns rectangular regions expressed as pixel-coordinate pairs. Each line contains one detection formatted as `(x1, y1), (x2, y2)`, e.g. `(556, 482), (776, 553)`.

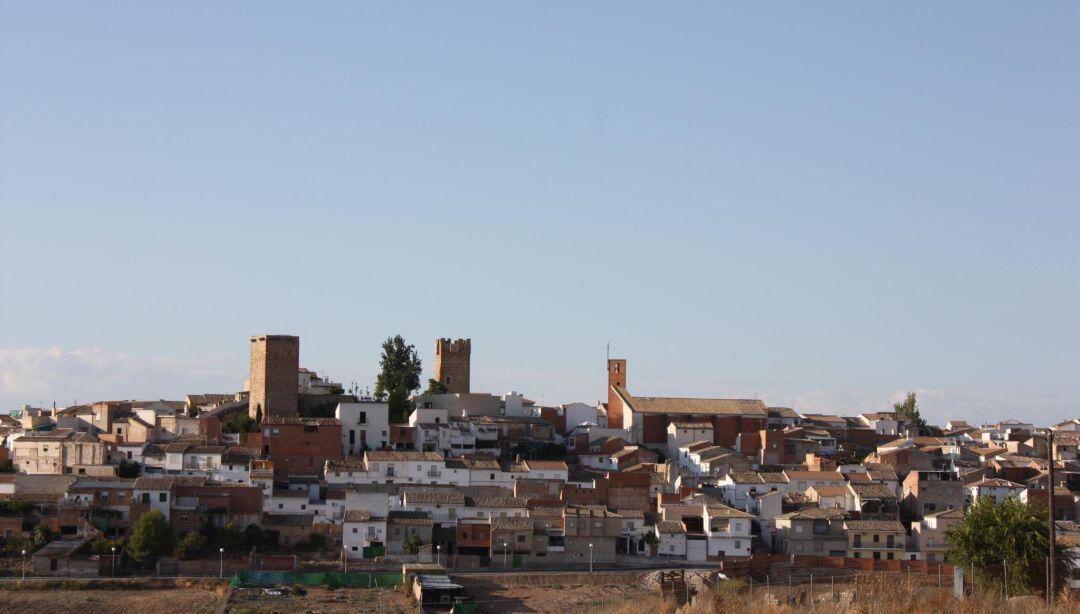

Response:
(249, 334), (299, 419)
(434, 338), (471, 394)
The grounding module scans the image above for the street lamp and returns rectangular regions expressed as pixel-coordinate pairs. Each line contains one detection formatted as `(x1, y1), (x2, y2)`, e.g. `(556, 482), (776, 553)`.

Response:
(219, 547), (225, 579)
(436, 545), (441, 567)
(502, 541), (508, 568)
(21, 549), (27, 580)
(589, 543), (594, 573)
(111, 547), (116, 578)
(343, 546), (348, 574)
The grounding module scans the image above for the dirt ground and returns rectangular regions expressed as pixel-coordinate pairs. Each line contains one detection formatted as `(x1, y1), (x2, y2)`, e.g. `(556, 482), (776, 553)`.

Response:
(225, 585), (415, 614)
(4, 588), (223, 614)
(457, 579), (651, 613)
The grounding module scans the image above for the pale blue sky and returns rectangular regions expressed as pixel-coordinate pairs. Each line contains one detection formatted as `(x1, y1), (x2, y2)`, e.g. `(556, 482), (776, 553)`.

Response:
(1, 3), (1078, 424)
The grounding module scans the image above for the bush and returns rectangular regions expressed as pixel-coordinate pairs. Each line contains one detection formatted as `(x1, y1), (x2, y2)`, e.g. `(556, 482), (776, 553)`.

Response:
(403, 533), (423, 555)
(177, 532), (210, 560)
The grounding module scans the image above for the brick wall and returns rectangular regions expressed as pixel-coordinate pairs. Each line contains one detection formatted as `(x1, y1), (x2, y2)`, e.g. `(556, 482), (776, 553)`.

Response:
(264, 419), (343, 477)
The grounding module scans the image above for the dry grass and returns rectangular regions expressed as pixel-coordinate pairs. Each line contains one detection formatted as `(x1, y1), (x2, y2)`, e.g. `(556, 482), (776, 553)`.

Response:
(609, 575), (1080, 614)
(4, 587), (223, 614)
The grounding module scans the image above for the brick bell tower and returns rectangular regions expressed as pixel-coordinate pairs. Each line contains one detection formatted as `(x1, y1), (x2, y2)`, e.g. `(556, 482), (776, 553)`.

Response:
(435, 338), (471, 394)
(607, 358), (627, 430)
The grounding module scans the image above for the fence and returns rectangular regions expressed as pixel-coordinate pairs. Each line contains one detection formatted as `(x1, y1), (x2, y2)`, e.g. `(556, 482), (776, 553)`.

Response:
(232, 570), (404, 588)
(720, 554), (952, 578)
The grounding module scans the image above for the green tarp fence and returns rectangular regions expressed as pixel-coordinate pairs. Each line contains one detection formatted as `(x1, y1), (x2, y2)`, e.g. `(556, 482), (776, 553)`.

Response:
(233, 570), (404, 588)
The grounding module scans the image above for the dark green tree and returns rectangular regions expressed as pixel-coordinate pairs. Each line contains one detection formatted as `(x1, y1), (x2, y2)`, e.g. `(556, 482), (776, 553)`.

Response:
(424, 378), (448, 395)
(403, 533), (423, 555)
(187, 404), (199, 418)
(946, 496), (1072, 596)
(117, 459), (141, 478)
(127, 510), (175, 564)
(893, 391), (928, 433)
(374, 335), (422, 423)
(176, 532), (210, 560)
(32, 524), (56, 549)
(254, 404), (263, 425)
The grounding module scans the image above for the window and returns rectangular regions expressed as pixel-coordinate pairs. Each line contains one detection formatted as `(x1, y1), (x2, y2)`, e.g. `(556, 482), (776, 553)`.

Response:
(278, 504), (284, 509)
(853, 535), (862, 548)
(352, 527), (358, 533)
(490, 473), (495, 480)
(350, 430), (356, 445)
(873, 534), (879, 543)
(360, 412), (367, 424)
(159, 493), (167, 502)
(301, 504), (307, 510)
(517, 534), (526, 542)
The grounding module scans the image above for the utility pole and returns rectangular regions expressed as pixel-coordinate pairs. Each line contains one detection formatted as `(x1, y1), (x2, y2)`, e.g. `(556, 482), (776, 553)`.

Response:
(1048, 429), (1056, 605)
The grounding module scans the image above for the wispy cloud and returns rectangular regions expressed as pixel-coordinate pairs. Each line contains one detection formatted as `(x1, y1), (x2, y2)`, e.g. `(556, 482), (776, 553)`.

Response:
(0, 346), (242, 410)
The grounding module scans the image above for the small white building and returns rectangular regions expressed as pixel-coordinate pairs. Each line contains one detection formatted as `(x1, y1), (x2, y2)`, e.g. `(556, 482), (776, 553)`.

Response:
(966, 478), (1025, 507)
(666, 422), (715, 460)
(337, 401), (391, 455)
(343, 509), (387, 559)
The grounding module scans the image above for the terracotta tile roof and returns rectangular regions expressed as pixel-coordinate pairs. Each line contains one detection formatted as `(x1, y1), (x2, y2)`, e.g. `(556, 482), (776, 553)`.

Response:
(366, 450), (443, 462)
(388, 511), (433, 525)
(777, 508), (847, 520)
(656, 520), (686, 534)
(491, 516), (533, 531)
(620, 392), (767, 417)
(524, 460), (568, 471)
(845, 520), (904, 532)
(406, 490), (466, 505)
(344, 509), (384, 522)
(706, 504), (755, 519)
(809, 486), (850, 497)
(849, 484), (896, 499)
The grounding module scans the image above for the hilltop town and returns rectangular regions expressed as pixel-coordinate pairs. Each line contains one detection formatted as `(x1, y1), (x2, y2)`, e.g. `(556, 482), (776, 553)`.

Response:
(1, 334), (1078, 610)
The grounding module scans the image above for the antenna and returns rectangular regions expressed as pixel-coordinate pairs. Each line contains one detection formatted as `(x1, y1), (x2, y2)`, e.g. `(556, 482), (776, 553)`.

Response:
(606, 342), (610, 364)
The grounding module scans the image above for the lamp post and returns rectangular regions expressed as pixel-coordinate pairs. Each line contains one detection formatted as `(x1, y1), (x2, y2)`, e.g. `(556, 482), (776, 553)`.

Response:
(501, 541), (508, 568)
(589, 543), (594, 573)
(111, 546), (116, 578)
(343, 546), (348, 574)
(219, 547), (224, 579)
(21, 549), (27, 580)
(437, 544), (441, 567)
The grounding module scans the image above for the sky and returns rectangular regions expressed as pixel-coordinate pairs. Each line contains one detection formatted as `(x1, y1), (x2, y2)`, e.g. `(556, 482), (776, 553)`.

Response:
(1, 3), (1078, 425)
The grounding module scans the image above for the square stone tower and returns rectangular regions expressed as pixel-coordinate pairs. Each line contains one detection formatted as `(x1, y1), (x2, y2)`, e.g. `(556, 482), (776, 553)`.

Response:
(249, 334), (300, 419)
(434, 338), (471, 394)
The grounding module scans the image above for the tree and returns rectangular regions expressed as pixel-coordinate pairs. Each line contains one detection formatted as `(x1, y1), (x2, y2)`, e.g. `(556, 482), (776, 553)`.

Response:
(374, 335), (422, 423)
(127, 510), (175, 564)
(176, 532), (210, 560)
(222, 413), (257, 434)
(254, 404), (263, 425)
(946, 496), (1072, 596)
(186, 404), (199, 418)
(32, 524), (55, 549)
(893, 391), (928, 433)
(117, 459), (141, 478)
(424, 378), (447, 395)
(403, 533), (423, 555)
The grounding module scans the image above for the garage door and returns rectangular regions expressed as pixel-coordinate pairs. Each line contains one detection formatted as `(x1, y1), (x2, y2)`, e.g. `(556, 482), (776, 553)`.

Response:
(686, 538), (707, 562)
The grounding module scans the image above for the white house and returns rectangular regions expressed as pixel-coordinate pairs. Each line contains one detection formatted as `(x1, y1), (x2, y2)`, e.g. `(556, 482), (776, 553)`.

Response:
(704, 504), (753, 558)
(966, 478), (1025, 507)
(654, 520), (687, 558)
(666, 422), (715, 460)
(343, 509), (387, 559)
(337, 401), (390, 455)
